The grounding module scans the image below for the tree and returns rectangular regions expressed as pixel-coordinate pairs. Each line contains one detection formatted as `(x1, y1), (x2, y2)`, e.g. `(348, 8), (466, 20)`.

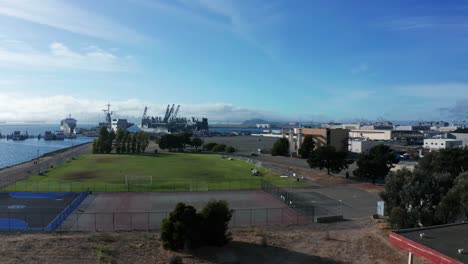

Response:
(203, 142), (218, 151)
(106, 130), (116, 154)
(436, 172), (468, 223)
(161, 203), (203, 251)
(126, 133), (132, 153)
(177, 132), (193, 150)
(353, 145), (399, 184)
(114, 128), (125, 154)
(92, 138), (99, 154)
(418, 148), (468, 179)
(271, 138), (289, 156)
(121, 132), (127, 153)
(191, 138), (203, 150)
(159, 134), (182, 151)
(381, 168), (451, 228)
(212, 144), (227, 152)
(200, 200), (233, 246)
(225, 146), (235, 153)
(131, 134), (137, 153)
(160, 200), (233, 251)
(298, 135), (315, 159)
(307, 145), (349, 175)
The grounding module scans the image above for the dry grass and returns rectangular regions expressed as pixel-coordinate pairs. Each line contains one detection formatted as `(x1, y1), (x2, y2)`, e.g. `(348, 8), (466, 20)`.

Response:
(0, 219), (429, 264)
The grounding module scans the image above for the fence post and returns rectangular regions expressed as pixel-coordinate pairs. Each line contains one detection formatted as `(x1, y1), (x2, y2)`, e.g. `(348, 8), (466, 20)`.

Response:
(250, 208), (252, 226)
(130, 213), (133, 230)
(147, 212), (150, 231)
(281, 208), (284, 224)
(113, 212), (115, 230)
(266, 208), (268, 224)
(94, 213), (97, 231)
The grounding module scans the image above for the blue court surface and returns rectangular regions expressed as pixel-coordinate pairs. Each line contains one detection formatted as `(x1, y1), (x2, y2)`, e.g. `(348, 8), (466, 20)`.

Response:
(0, 192), (89, 231)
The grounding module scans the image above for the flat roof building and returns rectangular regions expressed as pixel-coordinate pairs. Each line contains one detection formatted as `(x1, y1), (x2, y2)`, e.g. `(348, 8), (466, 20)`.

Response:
(389, 222), (467, 264)
(349, 129), (392, 141)
(423, 138), (463, 151)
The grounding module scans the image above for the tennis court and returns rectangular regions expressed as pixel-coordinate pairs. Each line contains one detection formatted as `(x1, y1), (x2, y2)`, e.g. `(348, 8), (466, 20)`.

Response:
(0, 192), (88, 231)
(61, 190), (310, 231)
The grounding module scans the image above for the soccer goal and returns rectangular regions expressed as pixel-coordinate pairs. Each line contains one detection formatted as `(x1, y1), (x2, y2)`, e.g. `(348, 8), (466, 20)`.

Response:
(124, 175), (153, 185)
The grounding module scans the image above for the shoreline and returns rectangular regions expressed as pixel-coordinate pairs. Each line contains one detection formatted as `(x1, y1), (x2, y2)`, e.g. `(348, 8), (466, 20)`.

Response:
(0, 142), (92, 187)
(0, 142), (92, 172)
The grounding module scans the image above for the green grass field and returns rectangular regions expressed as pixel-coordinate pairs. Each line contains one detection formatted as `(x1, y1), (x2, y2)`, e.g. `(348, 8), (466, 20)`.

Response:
(3, 153), (309, 192)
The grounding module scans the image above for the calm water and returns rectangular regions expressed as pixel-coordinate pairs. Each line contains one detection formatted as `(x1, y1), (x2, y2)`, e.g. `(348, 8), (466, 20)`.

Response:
(0, 124), (94, 169)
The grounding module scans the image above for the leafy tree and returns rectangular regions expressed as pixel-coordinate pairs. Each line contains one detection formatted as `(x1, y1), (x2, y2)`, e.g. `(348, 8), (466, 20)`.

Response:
(160, 200), (233, 251)
(92, 138), (99, 154)
(120, 132), (128, 153)
(138, 131), (149, 153)
(418, 148), (468, 179)
(177, 132), (193, 150)
(114, 128), (125, 154)
(212, 144), (227, 152)
(436, 172), (468, 223)
(271, 138), (289, 156)
(381, 168), (452, 228)
(126, 134), (132, 153)
(191, 137), (203, 150)
(298, 135), (315, 159)
(203, 142), (218, 151)
(200, 200), (233, 246)
(353, 145), (399, 184)
(159, 134), (182, 151)
(106, 130), (116, 154)
(131, 134), (137, 153)
(225, 146), (235, 153)
(307, 145), (349, 174)
(161, 203), (203, 251)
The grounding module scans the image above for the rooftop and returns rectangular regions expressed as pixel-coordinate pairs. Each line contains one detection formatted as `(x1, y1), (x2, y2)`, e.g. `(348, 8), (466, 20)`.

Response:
(389, 223), (468, 264)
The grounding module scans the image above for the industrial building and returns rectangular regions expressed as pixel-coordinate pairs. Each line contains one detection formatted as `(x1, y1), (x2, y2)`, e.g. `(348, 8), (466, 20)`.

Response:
(348, 139), (380, 154)
(283, 127), (349, 156)
(449, 128), (468, 147)
(389, 222), (467, 264)
(111, 119), (129, 132)
(423, 138), (463, 151)
(349, 129), (392, 141)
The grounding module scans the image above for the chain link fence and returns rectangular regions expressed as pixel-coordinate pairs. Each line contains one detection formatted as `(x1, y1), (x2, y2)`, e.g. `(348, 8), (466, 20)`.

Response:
(0, 207), (313, 231)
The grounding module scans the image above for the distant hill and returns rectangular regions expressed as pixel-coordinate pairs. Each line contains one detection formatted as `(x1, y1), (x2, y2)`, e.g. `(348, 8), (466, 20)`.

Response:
(241, 119), (270, 126)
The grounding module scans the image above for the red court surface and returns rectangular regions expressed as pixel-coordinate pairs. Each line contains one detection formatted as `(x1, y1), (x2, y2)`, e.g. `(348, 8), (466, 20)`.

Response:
(61, 190), (309, 231)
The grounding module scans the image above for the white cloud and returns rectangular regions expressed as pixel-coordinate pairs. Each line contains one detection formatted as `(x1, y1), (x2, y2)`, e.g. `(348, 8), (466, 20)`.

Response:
(135, 0), (284, 59)
(396, 83), (468, 99)
(0, 94), (309, 123)
(382, 16), (468, 31)
(0, 41), (133, 72)
(0, 0), (145, 43)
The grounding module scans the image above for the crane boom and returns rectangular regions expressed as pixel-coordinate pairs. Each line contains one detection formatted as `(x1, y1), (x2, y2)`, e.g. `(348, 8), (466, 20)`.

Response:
(173, 105), (180, 120)
(163, 104), (170, 121)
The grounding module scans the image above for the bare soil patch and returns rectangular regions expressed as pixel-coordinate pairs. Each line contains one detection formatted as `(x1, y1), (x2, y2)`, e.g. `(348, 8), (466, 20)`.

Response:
(0, 219), (428, 264)
(63, 171), (100, 181)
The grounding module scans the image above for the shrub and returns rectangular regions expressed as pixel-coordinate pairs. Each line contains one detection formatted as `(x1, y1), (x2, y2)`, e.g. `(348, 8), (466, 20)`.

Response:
(225, 146), (235, 153)
(212, 144), (227, 152)
(200, 200), (233, 246)
(203, 142), (218, 151)
(271, 138), (289, 156)
(160, 203), (202, 251)
(161, 200), (233, 251)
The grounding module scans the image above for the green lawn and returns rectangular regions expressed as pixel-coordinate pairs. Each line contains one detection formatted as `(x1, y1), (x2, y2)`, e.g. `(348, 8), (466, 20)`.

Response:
(3, 153), (309, 192)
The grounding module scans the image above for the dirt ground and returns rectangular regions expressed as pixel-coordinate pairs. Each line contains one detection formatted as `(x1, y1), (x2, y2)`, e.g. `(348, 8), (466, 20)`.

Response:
(0, 218), (427, 264)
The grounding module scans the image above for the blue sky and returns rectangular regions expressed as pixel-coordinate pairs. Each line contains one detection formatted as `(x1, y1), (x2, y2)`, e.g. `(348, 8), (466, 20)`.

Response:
(0, 0), (467, 123)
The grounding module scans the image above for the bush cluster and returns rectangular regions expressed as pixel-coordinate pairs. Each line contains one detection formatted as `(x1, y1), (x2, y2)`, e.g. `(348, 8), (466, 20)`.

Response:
(161, 200), (233, 251)
(203, 143), (235, 153)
